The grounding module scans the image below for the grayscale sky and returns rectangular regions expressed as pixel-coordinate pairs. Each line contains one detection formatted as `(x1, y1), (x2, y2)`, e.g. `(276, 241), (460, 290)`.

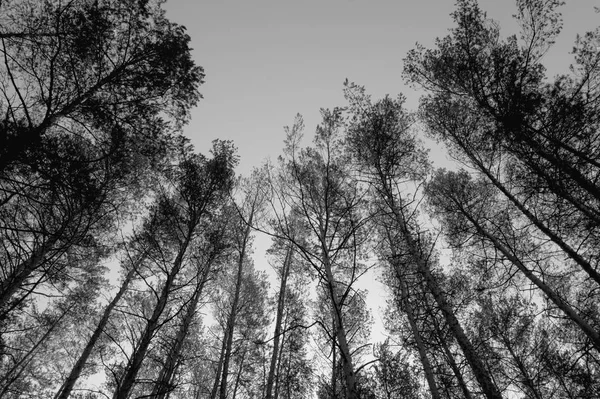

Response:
(163, 0), (600, 345)
(165, 0), (598, 172)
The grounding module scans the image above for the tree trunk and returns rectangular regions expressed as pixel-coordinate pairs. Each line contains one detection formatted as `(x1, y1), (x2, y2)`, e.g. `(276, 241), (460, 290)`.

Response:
(0, 302), (72, 396)
(430, 310), (474, 399)
(464, 143), (600, 286)
(0, 236), (59, 319)
(265, 245), (293, 399)
(400, 280), (442, 399)
(151, 258), (213, 399)
(218, 221), (252, 399)
(380, 176), (502, 399)
(209, 328), (228, 399)
(458, 204), (600, 351)
(322, 252), (357, 399)
(409, 236), (502, 399)
(232, 347), (247, 399)
(273, 309), (289, 399)
(112, 233), (192, 399)
(55, 256), (143, 399)
(386, 225), (442, 399)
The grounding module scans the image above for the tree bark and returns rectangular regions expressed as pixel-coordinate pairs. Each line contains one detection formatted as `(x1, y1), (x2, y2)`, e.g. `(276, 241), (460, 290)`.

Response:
(209, 328), (228, 399)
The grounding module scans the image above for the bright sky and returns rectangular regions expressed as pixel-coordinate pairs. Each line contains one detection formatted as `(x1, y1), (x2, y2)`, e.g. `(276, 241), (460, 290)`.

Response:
(163, 0), (600, 362)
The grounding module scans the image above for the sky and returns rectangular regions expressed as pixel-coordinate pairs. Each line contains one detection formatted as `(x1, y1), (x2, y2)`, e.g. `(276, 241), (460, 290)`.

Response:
(162, 0), (600, 349)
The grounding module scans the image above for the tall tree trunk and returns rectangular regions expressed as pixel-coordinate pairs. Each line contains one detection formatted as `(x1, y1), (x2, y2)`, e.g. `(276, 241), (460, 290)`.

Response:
(209, 328), (228, 399)
(322, 252), (357, 399)
(0, 302), (72, 396)
(502, 338), (543, 399)
(218, 221), (252, 399)
(386, 226), (442, 399)
(112, 233), (192, 399)
(273, 309), (289, 399)
(55, 256), (143, 399)
(265, 245), (293, 399)
(430, 309), (474, 399)
(151, 259), (213, 399)
(463, 143), (600, 286)
(232, 347), (247, 399)
(400, 281), (442, 399)
(0, 236), (59, 319)
(379, 175), (502, 399)
(331, 309), (337, 399)
(456, 203), (600, 351)
(407, 233), (502, 399)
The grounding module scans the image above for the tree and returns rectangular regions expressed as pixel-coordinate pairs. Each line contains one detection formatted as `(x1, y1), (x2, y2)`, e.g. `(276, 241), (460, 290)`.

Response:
(426, 169), (600, 351)
(209, 170), (269, 399)
(149, 214), (232, 399)
(111, 141), (236, 399)
(0, 0), (204, 361)
(373, 339), (422, 399)
(0, 0), (202, 171)
(404, 0), (600, 288)
(268, 111), (371, 399)
(344, 82), (502, 399)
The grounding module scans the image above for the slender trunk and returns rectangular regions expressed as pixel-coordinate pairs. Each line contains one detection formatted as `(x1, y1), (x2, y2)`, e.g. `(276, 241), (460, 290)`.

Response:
(465, 145), (600, 286)
(273, 313), (288, 399)
(112, 233), (192, 399)
(0, 236), (59, 318)
(430, 310), (474, 399)
(265, 245), (293, 399)
(457, 204), (600, 351)
(232, 347), (247, 399)
(218, 220), (252, 399)
(409, 235), (502, 399)
(322, 252), (357, 399)
(400, 280), (442, 399)
(385, 225), (442, 399)
(55, 257), (143, 399)
(151, 260), (212, 399)
(378, 175), (502, 399)
(209, 329), (228, 399)
(331, 309), (337, 399)
(0, 303), (71, 396)
(516, 134), (600, 208)
(502, 339), (543, 399)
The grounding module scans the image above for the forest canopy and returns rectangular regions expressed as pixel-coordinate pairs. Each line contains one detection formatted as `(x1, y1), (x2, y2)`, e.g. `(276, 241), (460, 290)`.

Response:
(1, 0), (599, 398)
